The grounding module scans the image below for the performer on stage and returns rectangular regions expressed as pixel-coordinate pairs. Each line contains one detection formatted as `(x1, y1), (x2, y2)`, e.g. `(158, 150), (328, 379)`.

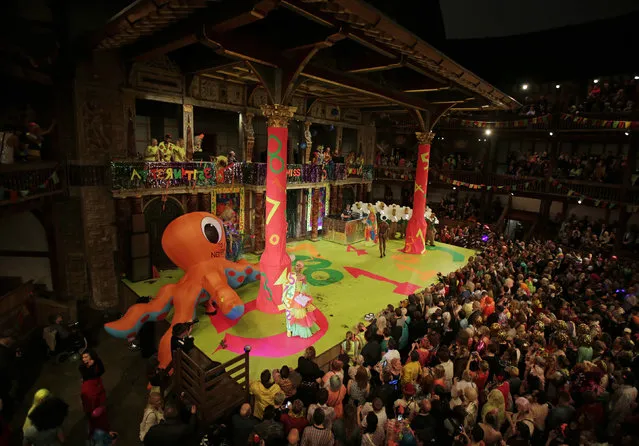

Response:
(281, 261), (320, 338)
(220, 207), (242, 262)
(378, 219), (390, 258)
(364, 204), (377, 243)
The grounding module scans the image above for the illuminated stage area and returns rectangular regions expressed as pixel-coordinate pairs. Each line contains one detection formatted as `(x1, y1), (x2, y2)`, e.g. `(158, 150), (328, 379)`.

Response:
(122, 240), (474, 378)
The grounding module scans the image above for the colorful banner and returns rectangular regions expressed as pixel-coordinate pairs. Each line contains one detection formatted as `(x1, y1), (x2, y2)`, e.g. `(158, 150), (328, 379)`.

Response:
(257, 126), (291, 313)
(403, 139), (431, 254)
(434, 169), (636, 210)
(0, 166), (61, 203)
(443, 114), (551, 129)
(111, 161), (216, 189)
(560, 113), (638, 129)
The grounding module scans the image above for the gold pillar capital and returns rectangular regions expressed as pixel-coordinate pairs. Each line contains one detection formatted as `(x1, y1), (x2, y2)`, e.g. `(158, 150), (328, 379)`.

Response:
(415, 131), (435, 145)
(261, 104), (297, 128)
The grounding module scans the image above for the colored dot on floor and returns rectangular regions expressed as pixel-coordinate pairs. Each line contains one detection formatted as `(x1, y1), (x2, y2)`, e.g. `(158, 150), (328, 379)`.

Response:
(157, 312), (168, 320)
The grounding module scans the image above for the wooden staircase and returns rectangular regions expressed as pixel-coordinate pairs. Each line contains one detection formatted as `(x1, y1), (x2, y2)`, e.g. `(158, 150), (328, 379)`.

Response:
(173, 346), (250, 422)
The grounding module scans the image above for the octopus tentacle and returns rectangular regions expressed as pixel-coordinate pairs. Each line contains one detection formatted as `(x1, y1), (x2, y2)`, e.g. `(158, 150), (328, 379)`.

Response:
(157, 282), (201, 369)
(204, 271), (245, 320)
(104, 284), (175, 341)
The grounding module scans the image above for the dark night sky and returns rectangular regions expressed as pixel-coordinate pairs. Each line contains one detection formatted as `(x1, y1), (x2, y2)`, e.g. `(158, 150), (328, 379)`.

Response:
(439, 0), (639, 39)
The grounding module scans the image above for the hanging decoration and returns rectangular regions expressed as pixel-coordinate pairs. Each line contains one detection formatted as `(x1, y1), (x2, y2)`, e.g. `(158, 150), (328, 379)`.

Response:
(0, 165), (61, 203)
(560, 113), (638, 130)
(434, 169), (637, 210)
(443, 114), (551, 129)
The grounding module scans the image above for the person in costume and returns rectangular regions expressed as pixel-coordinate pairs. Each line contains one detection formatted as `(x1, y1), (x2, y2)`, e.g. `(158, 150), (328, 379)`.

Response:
(364, 205), (377, 243)
(144, 138), (160, 161)
(158, 134), (173, 162)
(281, 261), (320, 338)
(378, 219), (390, 258)
(220, 207), (242, 262)
(171, 137), (186, 162)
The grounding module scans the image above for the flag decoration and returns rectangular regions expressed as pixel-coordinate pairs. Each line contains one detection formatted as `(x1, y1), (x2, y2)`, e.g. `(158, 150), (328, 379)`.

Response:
(0, 166), (61, 203)
(443, 114), (551, 129)
(560, 113), (638, 130)
(434, 169), (638, 210)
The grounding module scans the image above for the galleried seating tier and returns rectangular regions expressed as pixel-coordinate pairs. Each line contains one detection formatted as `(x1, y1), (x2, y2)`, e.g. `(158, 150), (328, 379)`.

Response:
(110, 161), (373, 191)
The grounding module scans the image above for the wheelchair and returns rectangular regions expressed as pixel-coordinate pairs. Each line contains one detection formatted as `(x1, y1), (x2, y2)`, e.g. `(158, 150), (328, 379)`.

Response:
(43, 321), (88, 364)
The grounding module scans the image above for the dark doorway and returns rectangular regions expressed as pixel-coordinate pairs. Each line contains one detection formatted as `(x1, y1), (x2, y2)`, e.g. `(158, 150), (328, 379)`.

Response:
(144, 197), (185, 269)
(286, 190), (299, 239)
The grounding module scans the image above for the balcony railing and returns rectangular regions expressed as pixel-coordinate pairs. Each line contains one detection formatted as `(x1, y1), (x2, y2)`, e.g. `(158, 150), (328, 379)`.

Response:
(373, 167), (625, 202)
(0, 162), (64, 205)
(110, 161), (373, 190)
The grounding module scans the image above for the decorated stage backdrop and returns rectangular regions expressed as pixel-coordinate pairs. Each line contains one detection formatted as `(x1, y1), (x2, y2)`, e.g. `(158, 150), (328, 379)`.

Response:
(211, 186), (245, 232)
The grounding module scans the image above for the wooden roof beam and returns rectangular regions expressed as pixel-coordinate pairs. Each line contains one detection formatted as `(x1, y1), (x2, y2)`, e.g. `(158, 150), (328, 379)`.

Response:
(303, 65), (435, 112)
(209, 0), (280, 34)
(122, 3), (278, 61)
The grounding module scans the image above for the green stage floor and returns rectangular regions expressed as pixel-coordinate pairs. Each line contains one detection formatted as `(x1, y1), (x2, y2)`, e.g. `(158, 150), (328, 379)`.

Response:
(122, 239), (474, 378)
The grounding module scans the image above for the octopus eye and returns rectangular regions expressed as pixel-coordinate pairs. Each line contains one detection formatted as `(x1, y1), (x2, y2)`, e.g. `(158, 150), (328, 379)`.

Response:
(201, 217), (222, 244)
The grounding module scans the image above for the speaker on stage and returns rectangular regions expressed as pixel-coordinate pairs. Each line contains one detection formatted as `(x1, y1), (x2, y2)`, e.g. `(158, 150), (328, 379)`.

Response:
(129, 256), (152, 282)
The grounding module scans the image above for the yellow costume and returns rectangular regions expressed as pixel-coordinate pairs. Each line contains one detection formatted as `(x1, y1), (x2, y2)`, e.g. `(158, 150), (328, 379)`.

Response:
(158, 142), (173, 162)
(144, 145), (159, 161)
(172, 145), (186, 162)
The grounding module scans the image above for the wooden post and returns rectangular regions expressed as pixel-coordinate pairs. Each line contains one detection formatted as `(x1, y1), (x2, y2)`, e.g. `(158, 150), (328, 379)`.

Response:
(311, 188), (320, 241)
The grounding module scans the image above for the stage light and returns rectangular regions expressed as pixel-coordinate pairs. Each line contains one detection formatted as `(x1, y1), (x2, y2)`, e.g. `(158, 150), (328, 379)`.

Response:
(593, 79), (599, 84)
(453, 187), (457, 190)
(578, 200), (582, 204)
(635, 76), (639, 80)
(555, 84), (560, 89)
(484, 139), (487, 142)
(441, 137), (445, 140)
(549, 132), (554, 136)
(478, 139), (481, 142)
(625, 132), (630, 136)
(485, 129), (492, 136)
(521, 84), (529, 90)
(510, 192), (514, 196)
(481, 235), (489, 242)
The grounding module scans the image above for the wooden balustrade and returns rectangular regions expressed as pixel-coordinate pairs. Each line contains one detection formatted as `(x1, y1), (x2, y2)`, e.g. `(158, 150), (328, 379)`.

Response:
(0, 162), (64, 206)
(173, 346), (250, 423)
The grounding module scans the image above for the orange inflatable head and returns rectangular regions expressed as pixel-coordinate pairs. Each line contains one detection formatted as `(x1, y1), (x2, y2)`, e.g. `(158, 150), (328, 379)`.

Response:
(161, 212), (227, 270)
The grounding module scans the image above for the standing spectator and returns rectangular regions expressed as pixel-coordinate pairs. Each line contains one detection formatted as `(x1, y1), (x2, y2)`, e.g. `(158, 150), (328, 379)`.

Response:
(22, 397), (69, 446)
(139, 392), (164, 442)
(280, 400), (308, 435)
(231, 403), (258, 446)
(254, 405), (285, 443)
(308, 389), (336, 430)
(297, 347), (323, 406)
(333, 403), (361, 446)
(301, 408), (334, 446)
(143, 404), (197, 446)
(79, 350), (109, 434)
(360, 412), (384, 446)
(250, 370), (282, 420)
(327, 375), (347, 419)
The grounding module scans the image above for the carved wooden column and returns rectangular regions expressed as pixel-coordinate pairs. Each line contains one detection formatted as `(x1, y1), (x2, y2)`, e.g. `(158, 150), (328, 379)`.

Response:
(243, 112), (255, 162)
(254, 191), (265, 252)
(187, 194), (198, 213)
(198, 192), (211, 212)
(335, 125), (343, 154)
(124, 91), (137, 159)
(304, 121), (312, 163)
(311, 188), (321, 241)
(336, 186), (343, 213)
(115, 198), (132, 276)
(130, 197), (144, 214)
(183, 104), (194, 161)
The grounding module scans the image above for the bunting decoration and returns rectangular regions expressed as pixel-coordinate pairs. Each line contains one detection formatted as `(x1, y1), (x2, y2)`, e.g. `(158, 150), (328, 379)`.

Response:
(434, 169), (638, 211)
(560, 113), (638, 130)
(443, 114), (551, 129)
(0, 166), (61, 203)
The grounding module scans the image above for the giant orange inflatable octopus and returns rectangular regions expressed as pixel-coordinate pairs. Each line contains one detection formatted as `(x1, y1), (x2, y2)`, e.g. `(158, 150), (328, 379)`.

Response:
(104, 212), (259, 369)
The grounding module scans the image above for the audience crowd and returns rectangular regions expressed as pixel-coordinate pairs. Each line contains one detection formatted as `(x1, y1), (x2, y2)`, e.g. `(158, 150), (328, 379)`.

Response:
(558, 216), (617, 253)
(221, 234), (639, 446)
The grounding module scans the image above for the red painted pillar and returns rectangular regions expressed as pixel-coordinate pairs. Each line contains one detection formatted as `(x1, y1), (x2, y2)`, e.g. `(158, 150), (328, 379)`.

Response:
(403, 131), (434, 254)
(256, 105), (296, 313)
